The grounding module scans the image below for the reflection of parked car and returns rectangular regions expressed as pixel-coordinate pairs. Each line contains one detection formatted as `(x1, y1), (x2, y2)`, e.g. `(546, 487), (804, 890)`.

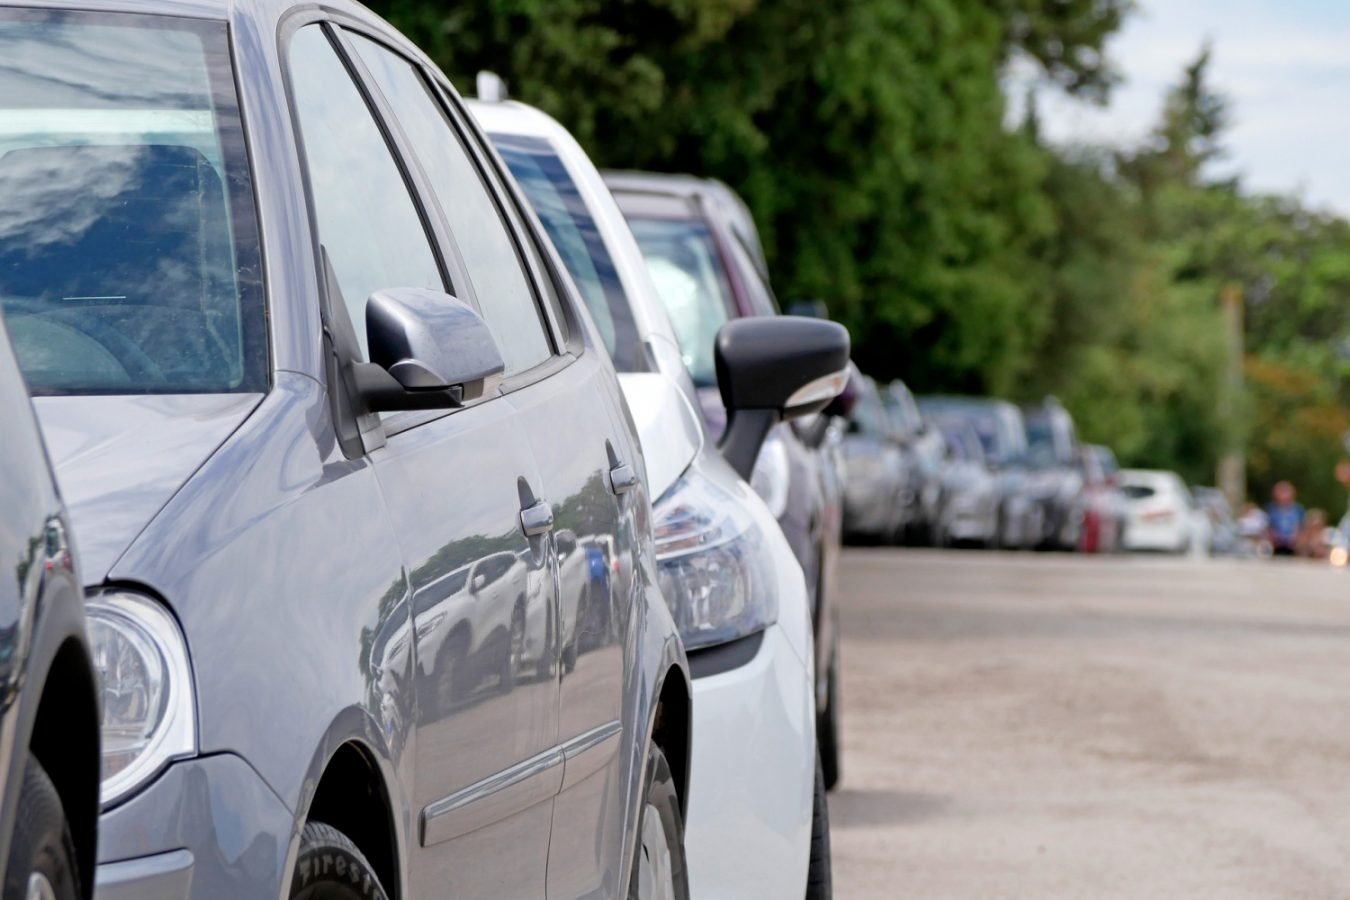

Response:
(1079, 444), (1127, 554)
(1023, 399), (1085, 550)
(1193, 487), (1240, 556)
(1121, 470), (1209, 555)
(934, 422), (1000, 547)
(3, 8), (696, 896)
(606, 170), (851, 795)
(920, 397), (1043, 548)
(841, 376), (911, 542)
(0, 316), (99, 900)
(883, 380), (947, 544)
(479, 100), (848, 897)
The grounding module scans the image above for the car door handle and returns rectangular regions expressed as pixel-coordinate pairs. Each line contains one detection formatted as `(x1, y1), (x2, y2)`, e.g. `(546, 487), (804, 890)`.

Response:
(520, 500), (554, 537)
(609, 463), (638, 495)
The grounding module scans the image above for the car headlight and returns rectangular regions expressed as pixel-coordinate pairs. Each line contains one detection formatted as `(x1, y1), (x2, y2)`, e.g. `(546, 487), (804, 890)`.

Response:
(653, 461), (778, 652)
(749, 431), (790, 520)
(87, 590), (196, 807)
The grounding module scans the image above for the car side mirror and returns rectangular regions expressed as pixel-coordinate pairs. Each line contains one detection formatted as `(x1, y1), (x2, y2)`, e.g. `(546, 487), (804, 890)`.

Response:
(471, 572), (487, 592)
(555, 528), (578, 557)
(714, 316), (851, 479)
(352, 288), (505, 413)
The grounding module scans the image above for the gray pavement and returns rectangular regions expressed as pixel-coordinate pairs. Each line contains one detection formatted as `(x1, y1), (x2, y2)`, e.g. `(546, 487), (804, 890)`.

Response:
(830, 549), (1350, 898)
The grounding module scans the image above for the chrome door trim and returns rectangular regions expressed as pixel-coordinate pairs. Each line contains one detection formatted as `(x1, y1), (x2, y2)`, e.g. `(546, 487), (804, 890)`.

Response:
(559, 720), (622, 792)
(420, 745), (564, 846)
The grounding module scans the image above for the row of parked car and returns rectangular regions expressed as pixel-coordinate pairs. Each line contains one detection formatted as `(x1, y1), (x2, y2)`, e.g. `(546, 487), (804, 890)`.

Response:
(0, 3), (861, 898)
(838, 387), (1233, 557)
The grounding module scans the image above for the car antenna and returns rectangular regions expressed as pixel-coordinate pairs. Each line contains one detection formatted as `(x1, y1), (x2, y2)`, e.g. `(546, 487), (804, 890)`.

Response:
(476, 71), (509, 103)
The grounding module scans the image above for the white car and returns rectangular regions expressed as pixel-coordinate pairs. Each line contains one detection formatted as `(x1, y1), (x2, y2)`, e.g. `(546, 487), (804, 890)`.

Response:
(472, 97), (837, 899)
(1121, 469), (1211, 555)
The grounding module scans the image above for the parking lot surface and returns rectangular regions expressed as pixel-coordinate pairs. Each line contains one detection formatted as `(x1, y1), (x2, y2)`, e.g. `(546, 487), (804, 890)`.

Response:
(832, 549), (1350, 898)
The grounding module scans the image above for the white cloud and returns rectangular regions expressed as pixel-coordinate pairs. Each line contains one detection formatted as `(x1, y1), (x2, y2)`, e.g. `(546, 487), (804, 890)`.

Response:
(1007, 0), (1350, 216)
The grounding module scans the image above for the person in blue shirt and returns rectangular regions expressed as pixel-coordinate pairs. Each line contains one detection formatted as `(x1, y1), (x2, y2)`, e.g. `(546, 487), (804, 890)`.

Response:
(1266, 480), (1305, 556)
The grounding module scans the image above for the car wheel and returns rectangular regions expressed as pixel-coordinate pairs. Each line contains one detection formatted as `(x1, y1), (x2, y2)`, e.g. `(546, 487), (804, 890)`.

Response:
(627, 743), (689, 900)
(4, 756), (79, 900)
(805, 752), (833, 900)
(290, 821), (387, 900)
(817, 652), (841, 791)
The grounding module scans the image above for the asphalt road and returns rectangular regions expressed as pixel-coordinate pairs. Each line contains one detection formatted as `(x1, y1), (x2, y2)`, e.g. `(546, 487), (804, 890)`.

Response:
(830, 549), (1350, 898)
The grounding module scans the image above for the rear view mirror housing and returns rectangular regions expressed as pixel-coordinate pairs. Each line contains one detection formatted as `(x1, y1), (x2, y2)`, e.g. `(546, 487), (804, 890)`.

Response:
(354, 287), (505, 413)
(714, 316), (851, 479)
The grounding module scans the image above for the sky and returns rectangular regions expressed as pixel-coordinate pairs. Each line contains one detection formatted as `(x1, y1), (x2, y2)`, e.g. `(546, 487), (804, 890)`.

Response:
(1007, 0), (1350, 216)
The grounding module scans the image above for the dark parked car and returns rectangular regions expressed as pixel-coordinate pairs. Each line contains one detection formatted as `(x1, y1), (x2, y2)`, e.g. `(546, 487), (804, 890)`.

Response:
(0, 316), (99, 900)
(605, 171), (849, 788)
(1023, 399), (1086, 550)
(919, 397), (1043, 549)
(0, 6), (708, 896)
(840, 376), (912, 542)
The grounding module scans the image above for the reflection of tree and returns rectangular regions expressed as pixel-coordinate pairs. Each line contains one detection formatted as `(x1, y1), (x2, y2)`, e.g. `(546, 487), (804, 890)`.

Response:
(552, 472), (612, 536)
(410, 529), (519, 586)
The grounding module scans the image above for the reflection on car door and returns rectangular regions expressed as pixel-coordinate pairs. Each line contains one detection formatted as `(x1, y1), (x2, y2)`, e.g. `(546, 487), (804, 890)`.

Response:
(286, 23), (559, 897)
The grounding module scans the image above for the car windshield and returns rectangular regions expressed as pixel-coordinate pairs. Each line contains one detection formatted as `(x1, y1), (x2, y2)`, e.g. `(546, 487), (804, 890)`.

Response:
(492, 134), (641, 371)
(626, 217), (734, 386)
(922, 402), (1011, 462)
(0, 10), (265, 395)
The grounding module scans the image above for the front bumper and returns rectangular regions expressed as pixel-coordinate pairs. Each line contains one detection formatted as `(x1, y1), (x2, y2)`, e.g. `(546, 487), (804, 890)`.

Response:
(684, 624), (815, 899)
(95, 753), (294, 900)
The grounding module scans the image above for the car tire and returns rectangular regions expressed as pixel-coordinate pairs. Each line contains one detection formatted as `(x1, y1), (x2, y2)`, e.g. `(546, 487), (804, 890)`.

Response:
(805, 752), (833, 900)
(290, 821), (388, 900)
(817, 653), (842, 791)
(627, 742), (690, 900)
(4, 756), (80, 900)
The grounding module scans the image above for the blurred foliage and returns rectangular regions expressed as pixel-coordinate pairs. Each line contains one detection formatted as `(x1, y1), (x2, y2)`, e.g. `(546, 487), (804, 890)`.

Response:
(369, 0), (1350, 512)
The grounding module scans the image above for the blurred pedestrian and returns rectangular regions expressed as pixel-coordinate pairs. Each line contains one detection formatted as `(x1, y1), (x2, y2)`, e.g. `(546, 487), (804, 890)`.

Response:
(1266, 481), (1305, 556)
(1298, 508), (1328, 558)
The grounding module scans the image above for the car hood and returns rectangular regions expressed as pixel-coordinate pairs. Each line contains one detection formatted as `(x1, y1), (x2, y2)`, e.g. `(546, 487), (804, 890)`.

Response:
(33, 393), (263, 580)
(617, 373), (704, 501)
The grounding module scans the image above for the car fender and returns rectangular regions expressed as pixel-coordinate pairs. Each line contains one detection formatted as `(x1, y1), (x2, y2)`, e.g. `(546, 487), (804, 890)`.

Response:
(279, 707), (409, 900)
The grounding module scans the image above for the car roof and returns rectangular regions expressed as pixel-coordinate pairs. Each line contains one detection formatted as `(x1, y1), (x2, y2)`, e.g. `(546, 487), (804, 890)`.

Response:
(603, 170), (769, 275)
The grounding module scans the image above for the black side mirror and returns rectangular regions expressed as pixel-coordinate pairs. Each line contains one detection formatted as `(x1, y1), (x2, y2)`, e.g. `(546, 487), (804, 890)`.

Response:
(714, 316), (851, 479)
(353, 288), (505, 412)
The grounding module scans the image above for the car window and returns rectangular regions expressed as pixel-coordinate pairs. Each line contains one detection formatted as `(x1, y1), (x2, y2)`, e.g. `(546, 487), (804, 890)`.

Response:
(726, 233), (779, 315)
(0, 11), (266, 395)
(627, 217), (735, 386)
(348, 34), (552, 376)
(287, 25), (443, 360)
(491, 134), (643, 371)
(1122, 484), (1156, 500)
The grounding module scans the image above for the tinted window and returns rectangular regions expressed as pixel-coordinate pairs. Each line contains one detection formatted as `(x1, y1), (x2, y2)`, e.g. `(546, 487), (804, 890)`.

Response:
(0, 11), (265, 395)
(727, 233), (778, 315)
(288, 26), (443, 360)
(492, 135), (642, 371)
(627, 218), (734, 386)
(1122, 485), (1156, 500)
(349, 35), (552, 376)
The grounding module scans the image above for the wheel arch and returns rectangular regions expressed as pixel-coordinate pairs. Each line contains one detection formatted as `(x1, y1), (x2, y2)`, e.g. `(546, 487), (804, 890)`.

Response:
(287, 711), (405, 900)
(28, 634), (100, 899)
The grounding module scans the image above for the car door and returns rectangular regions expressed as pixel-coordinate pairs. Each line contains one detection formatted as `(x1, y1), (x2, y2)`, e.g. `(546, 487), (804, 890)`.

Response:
(284, 23), (559, 897)
(473, 137), (649, 897)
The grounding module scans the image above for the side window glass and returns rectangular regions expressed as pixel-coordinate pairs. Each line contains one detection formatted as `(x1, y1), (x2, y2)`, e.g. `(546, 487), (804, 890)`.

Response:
(728, 235), (779, 315)
(349, 33), (552, 375)
(287, 25), (443, 359)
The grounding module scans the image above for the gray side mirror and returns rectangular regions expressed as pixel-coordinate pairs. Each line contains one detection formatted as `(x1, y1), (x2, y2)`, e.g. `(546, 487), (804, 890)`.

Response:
(353, 287), (505, 412)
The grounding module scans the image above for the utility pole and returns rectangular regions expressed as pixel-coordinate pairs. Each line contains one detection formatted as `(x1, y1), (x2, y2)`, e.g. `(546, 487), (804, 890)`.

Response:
(1218, 283), (1245, 508)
